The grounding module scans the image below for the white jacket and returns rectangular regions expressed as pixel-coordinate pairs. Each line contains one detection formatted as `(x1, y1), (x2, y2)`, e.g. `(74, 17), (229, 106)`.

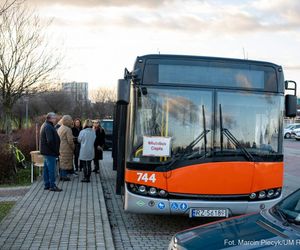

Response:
(78, 128), (96, 161)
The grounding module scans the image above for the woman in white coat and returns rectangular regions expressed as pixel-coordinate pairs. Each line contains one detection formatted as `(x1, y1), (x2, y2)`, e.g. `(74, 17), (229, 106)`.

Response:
(78, 119), (96, 182)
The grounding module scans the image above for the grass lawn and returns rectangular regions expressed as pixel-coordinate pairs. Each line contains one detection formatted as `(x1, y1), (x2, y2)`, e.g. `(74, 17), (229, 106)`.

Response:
(0, 201), (15, 222)
(0, 168), (31, 187)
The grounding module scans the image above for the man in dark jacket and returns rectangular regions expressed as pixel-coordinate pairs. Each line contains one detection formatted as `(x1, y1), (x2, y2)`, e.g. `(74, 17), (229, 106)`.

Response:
(40, 112), (62, 192)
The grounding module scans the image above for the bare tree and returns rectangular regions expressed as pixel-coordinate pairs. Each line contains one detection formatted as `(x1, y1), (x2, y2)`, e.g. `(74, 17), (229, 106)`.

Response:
(0, 1), (60, 135)
(91, 87), (116, 103)
(0, 0), (18, 15)
(91, 87), (116, 119)
(42, 91), (73, 114)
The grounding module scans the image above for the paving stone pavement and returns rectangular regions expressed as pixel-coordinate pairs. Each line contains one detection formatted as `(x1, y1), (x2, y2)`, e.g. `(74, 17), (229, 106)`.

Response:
(0, 171), (114, 250)
(100, 141), (300, 250)
(100, 152), (206, 250)
(0, 186), (30, 202)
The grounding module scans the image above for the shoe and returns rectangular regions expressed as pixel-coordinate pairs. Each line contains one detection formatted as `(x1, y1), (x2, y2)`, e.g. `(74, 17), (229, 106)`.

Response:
(94, 171), (99, 174)
(73, 172), (79, 177)
(49, 186), (62, 192)
(81, 179), (89, 183)
(60, 177), (71, 181)
(44, 187), (50, 190)
(92, 169), (97, 172)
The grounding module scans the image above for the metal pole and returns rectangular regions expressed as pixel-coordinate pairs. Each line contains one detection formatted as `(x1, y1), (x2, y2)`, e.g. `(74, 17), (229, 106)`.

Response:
(36, 123), (39, 150)
(25, 100), (28, 128)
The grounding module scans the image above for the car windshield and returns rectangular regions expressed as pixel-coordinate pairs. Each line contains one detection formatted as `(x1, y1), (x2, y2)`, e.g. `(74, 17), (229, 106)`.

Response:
(285, 125), (294, 130)
(273, 189), (300, 225)
(129, 87), (282, 163)
(101, 121), (113, 134)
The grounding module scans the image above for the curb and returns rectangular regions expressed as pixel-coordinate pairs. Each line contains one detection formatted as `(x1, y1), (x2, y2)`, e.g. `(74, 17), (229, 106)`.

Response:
(98, 167), (115, 250)
(0, 186), (31, 191)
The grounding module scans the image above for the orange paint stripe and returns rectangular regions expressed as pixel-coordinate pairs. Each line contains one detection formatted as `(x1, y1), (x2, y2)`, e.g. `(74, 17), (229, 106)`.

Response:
(125, 161), (283, 194)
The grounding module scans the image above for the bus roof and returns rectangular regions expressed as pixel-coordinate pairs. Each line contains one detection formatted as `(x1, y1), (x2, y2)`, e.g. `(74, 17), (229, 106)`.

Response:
(135, 54), (281, 69)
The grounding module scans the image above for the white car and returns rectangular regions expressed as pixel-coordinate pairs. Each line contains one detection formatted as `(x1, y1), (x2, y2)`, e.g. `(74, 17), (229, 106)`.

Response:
(293, 128), (300, 141)
(284, 123), (300, 138)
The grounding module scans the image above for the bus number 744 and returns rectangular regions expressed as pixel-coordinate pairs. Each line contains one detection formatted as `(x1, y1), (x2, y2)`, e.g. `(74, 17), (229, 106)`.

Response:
(137, 173), (156, 183)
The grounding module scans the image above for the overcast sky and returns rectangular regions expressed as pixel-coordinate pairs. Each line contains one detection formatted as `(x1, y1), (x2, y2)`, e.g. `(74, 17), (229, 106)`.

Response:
(21, 0), (300, 95)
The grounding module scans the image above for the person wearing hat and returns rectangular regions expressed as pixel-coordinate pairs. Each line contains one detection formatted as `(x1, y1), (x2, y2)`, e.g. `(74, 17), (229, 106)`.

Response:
(78, 119), (96, 182)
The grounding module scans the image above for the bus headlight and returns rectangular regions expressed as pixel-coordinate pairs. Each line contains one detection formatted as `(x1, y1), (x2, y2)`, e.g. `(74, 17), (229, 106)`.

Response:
(149, 187), (157, 196)
(127, 183), (169, 198)
(159, 189), (168, 197)
(248, 188), (281, 201)
(258, 191), (266, 199)
(267, 189), (274, 198)
(138, 185), (146, 193)
(274, 188), (281, 197)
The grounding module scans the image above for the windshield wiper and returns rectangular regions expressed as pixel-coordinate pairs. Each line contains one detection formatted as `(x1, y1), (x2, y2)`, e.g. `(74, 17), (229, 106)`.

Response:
(273, 205), (291, 227)
(168, 105), (210, 168)
(219, 104), (254, 162)
(181, 105), (210, 157)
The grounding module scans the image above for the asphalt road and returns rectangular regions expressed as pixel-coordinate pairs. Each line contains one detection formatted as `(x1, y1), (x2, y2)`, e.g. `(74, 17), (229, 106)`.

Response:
(101, 140), (300, 250)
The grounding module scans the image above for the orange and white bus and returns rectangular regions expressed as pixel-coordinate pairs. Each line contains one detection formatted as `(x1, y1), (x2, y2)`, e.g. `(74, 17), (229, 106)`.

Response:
(113, 54), (297, 218)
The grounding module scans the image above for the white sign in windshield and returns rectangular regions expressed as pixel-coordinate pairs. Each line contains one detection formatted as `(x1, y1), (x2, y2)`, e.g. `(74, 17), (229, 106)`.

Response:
(142, 136), (171, 157)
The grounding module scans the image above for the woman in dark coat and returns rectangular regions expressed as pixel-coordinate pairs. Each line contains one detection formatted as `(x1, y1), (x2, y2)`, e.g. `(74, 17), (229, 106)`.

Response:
(93, 120), (105, 173)
(72, 118), (82, 171)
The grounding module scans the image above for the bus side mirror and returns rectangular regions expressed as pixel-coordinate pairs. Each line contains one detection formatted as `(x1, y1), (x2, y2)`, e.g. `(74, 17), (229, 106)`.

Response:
(285, 95), (297, 117)
(117, 79), (130, 104)
(285, 80), (297, 118)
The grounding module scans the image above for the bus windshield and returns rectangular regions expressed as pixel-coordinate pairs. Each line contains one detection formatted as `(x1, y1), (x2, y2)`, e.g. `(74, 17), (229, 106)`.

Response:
(129, 86), (282, 163)
(216, 92), (283, 156)
(130, 87), (213, 163)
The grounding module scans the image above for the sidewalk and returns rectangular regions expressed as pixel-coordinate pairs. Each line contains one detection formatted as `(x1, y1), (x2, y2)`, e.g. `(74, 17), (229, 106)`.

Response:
(0, 172), (114, 250)
(0, 186), (31, 202)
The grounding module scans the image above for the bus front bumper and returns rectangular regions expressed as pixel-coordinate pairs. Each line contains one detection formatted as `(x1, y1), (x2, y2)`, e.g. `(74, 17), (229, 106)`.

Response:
(124, 186), (282, 216)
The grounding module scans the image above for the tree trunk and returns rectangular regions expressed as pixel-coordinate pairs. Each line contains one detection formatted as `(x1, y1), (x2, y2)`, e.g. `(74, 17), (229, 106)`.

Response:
(3, 104), (13, 137)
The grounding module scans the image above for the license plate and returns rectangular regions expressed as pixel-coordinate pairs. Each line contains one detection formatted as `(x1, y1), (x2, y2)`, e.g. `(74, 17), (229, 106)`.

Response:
(189, 208), (228, 218)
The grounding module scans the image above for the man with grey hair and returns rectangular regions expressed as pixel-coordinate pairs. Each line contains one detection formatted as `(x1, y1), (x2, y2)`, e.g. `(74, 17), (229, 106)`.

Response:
(40, 112), (62, 192)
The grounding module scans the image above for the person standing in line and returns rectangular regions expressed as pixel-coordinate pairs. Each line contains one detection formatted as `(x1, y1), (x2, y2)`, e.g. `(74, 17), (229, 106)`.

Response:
(72, 118), (82, 172)
(92, 120), (106, 174)
(57, 115), (75, 181)
(40, 112), (62, 192)
(55, 118), (63, 130)
(78, 119), (96, 183)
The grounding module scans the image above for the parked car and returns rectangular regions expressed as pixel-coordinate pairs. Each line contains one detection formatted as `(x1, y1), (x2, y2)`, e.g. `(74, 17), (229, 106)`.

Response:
(284, 123), (300, 139)
(294, 130), (300, 141)
(101, 119), (113, 149)
(169, 188), (300, 250)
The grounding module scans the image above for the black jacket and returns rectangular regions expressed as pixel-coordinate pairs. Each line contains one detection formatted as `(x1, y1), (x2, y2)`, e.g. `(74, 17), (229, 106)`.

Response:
(40, 121), (60, 157)
(94, 127), (105, 160)
(72, 127), (82, 144)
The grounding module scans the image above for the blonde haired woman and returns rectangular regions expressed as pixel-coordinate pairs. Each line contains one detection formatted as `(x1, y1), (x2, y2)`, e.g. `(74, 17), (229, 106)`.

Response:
(78, 119), (96, 182)
(57, 115), (75, 181)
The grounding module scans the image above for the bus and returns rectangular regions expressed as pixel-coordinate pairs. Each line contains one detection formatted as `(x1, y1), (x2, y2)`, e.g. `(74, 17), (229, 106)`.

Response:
(113, 54), (297, 217)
